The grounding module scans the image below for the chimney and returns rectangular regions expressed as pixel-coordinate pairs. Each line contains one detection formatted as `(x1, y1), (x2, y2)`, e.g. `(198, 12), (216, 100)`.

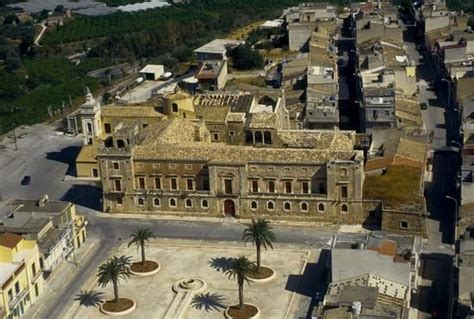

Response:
(351, 301), (362, 316)
(38, 194), (49, 208)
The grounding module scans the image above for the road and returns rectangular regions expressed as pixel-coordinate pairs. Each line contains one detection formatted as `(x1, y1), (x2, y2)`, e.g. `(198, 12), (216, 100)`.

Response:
(401, 17), (458, 318)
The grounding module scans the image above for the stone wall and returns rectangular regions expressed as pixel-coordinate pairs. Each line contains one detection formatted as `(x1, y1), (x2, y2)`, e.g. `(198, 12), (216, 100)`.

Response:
(382, 209), (427, 237)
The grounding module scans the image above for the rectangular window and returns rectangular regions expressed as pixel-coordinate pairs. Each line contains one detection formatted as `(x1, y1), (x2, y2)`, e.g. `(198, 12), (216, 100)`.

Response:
(212, 132), (219, 141)
(203, 178), (210, 191)
(104, 123), (111, 134)
(154, 177), (162, 189)
(341, 186), (348, 199)
(8, 289), (13, 301)
(113, 162), (119, 170)
(114, 179), (122, 191)
(32, 263), (36, 276)
(185, 164), (192, 170)
(34, 284), (39, 297)
(251, 180), (259, 193)
(285, 181), (292, 194)
(168, 164), (176, 169)
(187, 178), (194, 190)
(170, 178), (178, 190)
(341, 168), (347, 177)
(138, 177), (146, 189)
(117, 197), (123, 205)
(15, 282), (20, 294)
(302, 181), (309, 194)
(268, 181), (275, 193)
(224, 179), (233, 194)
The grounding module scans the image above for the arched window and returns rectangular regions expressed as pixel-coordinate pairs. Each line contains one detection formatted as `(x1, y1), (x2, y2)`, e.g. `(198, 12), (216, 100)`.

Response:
(267, 201), (275, 211)
(318, 203), (325, 213)
(201, 199), (209, 208)
(264, 131), (272, 144)
(116, 139), (125, 148)
(246, 131), (253, 144)
(169, 198), (177, 207)
(284, 202), (291, 211)
(153, 198), (160, 207)
(301, 202), (308, 212)
(185, 198), (193, 208)
(250, 201), (258, 210)
(104, 137), (113, 148)
(341, 204), (349, 213)
(255, 131), (263, 144)
(137, 197), (145, 206)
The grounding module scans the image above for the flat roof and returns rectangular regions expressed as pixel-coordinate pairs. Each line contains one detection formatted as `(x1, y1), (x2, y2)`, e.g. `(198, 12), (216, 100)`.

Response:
(139, 64), (164, 74)
(12, 199), (70, 214)
(193, 39), (244, 55)
(331, 249), (410, 286)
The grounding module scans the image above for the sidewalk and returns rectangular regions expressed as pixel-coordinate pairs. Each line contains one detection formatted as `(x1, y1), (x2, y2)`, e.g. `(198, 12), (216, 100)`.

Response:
(97, 211), (367, 231)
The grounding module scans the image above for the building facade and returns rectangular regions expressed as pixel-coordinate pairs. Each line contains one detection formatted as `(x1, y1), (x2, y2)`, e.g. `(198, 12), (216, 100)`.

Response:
(0, 233), (44, 319)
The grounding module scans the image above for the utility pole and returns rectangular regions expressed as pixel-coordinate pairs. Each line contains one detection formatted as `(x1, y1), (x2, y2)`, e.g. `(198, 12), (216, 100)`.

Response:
(12, 126), (18, 150)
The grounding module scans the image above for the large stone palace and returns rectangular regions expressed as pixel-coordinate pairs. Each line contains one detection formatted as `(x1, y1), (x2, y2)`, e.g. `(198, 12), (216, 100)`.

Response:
(75, 89), (426, 235)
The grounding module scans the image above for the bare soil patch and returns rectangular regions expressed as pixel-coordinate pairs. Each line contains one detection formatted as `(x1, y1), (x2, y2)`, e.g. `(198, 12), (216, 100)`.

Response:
(101, 298), (134, 313)
(247, 266), (274, 280)
(130, 260), (159, 273)
(226, 304), (259, 319)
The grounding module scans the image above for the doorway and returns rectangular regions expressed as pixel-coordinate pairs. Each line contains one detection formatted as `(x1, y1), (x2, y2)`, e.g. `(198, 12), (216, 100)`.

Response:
(224, 199), (235, 217)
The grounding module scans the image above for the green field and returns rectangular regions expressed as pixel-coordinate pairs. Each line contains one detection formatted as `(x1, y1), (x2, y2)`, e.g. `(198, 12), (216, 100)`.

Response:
(0, 58), (112, 134)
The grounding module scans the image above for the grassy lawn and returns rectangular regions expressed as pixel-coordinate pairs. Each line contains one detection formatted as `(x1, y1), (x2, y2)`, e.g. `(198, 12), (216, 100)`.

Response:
(260, 48), (297, 59)
(227, 20), (266, 41)
(227, 76), (266, 87)
(363, 165), (424, 210)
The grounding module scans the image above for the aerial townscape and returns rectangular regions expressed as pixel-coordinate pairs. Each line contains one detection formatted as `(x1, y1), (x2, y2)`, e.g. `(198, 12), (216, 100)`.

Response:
(0, 0), (473, 318)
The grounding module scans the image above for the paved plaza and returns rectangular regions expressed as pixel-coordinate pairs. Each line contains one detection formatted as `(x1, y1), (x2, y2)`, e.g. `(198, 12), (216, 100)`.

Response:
(72, 240), (319, 319)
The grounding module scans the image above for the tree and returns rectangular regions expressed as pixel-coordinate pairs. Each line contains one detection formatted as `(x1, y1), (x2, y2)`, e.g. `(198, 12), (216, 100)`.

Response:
(242, 218), (276, 271)
(225, 256), (255, 310)
(128, 228), (156, 264)
(97, 255), (132, 303)
(227, 45), (263, 70)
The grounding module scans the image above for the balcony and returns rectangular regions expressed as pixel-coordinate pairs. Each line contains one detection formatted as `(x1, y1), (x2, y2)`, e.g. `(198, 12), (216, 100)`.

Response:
(9, 288), (28, 309)
(31, 271), (43, 284)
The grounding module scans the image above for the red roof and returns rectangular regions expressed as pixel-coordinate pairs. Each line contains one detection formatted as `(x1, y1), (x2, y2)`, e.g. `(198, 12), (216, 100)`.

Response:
(0, 233), (22, 249)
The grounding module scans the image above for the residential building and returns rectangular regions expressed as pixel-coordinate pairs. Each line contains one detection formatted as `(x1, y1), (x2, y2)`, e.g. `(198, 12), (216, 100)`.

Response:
(195, 60), (228, 90)
(0, 233), (44, 319)
(193, 39), (244, 62)
(305, 23), (339, 129)
(363, 87), (396, 128)
(456, 230), (474, 317)
(0, 196), (87, 274)
(313, 232), (421, 318)
(286, 2), (336, 51)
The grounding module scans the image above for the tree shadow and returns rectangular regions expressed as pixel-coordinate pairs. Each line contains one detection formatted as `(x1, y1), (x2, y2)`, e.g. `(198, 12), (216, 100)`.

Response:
(74, 290), (105, 308)
(209, 256), (234, 273)
(191, 292), (227, 312)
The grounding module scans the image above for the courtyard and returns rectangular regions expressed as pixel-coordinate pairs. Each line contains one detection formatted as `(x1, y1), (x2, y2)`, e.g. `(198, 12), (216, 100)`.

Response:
(72, 239), (323, 318)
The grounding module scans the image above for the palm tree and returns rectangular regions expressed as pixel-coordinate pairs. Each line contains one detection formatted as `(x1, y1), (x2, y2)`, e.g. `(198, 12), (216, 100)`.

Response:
(128, 228), (156, 264)
(242, 218), (276, 271)
(97, 255), (132, 303)
(225, 256), (255, 310)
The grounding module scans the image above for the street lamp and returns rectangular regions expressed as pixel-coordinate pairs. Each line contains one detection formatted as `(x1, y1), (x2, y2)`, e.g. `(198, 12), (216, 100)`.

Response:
(446, 195), (459, 246)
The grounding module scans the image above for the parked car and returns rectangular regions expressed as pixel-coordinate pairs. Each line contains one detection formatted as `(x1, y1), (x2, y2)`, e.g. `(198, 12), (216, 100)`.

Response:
(21, 175), (31, 185)
(420, 102), (428, 110)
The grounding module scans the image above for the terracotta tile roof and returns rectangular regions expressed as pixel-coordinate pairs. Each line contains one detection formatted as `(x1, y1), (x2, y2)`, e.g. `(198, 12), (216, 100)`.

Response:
(247, 112), (279, 129)
(278, 130), (354, 151)
(101, 106), (164, 118)
(133, 142), (358, 164)
(0, 233), (22, 249)
(195, 105), (230, 123)
(76, 145), (99, 163)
